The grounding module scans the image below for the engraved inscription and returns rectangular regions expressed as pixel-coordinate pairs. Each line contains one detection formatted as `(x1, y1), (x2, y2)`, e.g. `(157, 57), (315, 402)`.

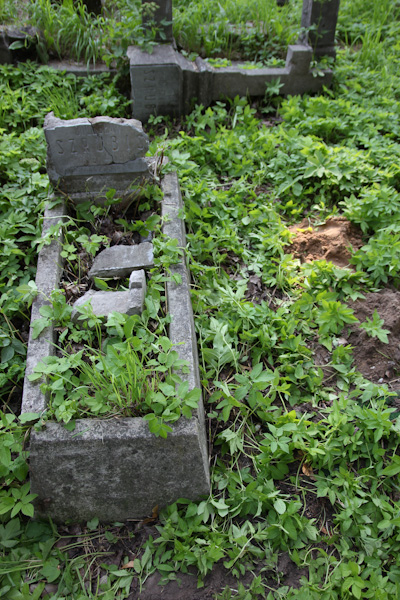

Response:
(56, 140), (64, 154)
(69, 139), (78, 154)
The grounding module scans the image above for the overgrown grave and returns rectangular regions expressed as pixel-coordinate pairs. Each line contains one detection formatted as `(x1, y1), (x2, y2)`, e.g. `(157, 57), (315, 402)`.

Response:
(129, 0), (340, 120)
(21, 113), (210, 522)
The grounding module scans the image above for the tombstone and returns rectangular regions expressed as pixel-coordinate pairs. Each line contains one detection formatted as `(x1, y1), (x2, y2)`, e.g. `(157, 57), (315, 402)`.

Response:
(142, 0), (173, 43)
(44, 113), (151, 203)
(300, 0), (340, 58)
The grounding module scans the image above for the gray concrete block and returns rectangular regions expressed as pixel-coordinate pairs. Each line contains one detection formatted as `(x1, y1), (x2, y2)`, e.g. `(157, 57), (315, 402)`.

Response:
(30, 417), (209, 522)
(21, 201), (66, 415)
(44, 113), (150, 197)
(129, 268), (146, 291)
(285, 44), (312, 75)
(128, 45), (183, 121)
(72, 287), (145, 321)
(89, 243), (154, 278)
(129, 43), (333, 120)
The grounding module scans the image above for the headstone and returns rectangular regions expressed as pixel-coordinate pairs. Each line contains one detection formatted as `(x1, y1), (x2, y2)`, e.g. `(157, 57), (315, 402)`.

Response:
(300, 0), (340, 58)
(89, 243), (154, 279)
(142, 0), (173, 43)
(44, 113), (151, 202)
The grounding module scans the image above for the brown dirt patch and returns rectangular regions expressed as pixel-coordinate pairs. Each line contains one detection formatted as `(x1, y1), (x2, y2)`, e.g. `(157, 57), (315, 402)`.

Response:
(287, 217), (364, 268)
(346, 289), (400, 385)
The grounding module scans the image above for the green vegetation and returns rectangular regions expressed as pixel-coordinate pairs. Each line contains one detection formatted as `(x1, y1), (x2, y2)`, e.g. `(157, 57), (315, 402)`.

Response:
(1, 0), (400, 597)
(0, 0), (301, 65)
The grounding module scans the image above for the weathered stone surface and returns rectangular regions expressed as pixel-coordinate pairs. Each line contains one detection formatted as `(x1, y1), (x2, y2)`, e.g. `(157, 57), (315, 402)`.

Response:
(300, 0), (340, 58)
(89, 243), (154, 278)
(161, 172), (207, 420)
(30, 417), (210, 522)
(129, 268), (146, 291)
(47, 60), (116, 78)
(23, 174), (210, 522)
(142, 0), (173, 43)
(21, 201), (66, 415)
(44, 113), (150, 196)
(129, 43), (332, 120)
(72, 288), (144, 322)
(72, 269), (146, 320)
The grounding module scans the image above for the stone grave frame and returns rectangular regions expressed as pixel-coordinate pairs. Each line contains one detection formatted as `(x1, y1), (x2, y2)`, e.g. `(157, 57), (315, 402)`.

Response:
(21, 116), (210, 522)
(129, 0), (341, 121)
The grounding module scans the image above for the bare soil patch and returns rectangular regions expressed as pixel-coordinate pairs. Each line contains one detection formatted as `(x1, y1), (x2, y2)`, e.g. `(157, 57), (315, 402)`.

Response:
(287, 216), (364, 268)
(347, 289), (400, 386)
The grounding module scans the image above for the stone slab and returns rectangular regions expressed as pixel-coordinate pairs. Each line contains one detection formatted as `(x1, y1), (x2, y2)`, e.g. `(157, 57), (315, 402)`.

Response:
(71, 287), (145, 321)
(30, 417), (209, 522)
(47, 60), (117, 77)
(44, 113), (150, 197)
(21, 201), (66, 415)
(89, 243), (154, 278)
(23, 173), (210, 522)
(161, 172), (206, 422)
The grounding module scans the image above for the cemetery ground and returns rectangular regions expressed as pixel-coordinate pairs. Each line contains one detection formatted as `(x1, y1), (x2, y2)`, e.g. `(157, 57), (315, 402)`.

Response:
(2, 0), (400, 598)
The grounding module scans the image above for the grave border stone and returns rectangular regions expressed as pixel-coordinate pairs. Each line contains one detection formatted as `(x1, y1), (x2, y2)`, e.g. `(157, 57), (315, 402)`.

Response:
(129, 0), (340, 120)
(22, 172), (210, 522)
(129, 43), (332, 121)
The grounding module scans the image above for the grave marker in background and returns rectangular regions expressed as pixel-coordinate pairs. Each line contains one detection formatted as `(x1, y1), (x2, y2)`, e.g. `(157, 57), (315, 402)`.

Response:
(300, 0), (340, 58)
(142, 0), (173, 43)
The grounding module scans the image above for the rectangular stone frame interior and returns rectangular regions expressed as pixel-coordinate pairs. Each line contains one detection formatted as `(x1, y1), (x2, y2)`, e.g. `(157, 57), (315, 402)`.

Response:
(22, 172), (210, 522)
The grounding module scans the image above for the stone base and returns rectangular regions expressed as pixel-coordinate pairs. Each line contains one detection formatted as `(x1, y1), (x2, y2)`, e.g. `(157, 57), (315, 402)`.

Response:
(22, 173), (210, 522)
(128, 43), (333, 121)
(30, 417), (208, 522)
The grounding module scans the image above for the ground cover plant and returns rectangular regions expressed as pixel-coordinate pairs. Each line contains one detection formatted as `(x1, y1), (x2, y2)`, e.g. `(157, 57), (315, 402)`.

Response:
(1, 0), (400, 597)
(0, 0), (301, 66)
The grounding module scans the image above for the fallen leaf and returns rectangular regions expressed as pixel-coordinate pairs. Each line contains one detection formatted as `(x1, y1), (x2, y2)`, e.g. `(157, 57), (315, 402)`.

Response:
(302, 463), (316, 480)
(125, 560), (135, 569)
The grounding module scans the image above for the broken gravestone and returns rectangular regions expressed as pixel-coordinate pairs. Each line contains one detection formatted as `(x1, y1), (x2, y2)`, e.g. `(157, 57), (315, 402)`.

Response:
(44, 113), (151, 202)
(72, 270), (147, 321)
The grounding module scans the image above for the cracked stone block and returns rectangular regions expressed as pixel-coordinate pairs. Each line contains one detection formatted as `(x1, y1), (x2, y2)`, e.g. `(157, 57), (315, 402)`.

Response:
(89, 243), (154, 279)
(44, 112), (150, 198)
(72, 280), (145, 322)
